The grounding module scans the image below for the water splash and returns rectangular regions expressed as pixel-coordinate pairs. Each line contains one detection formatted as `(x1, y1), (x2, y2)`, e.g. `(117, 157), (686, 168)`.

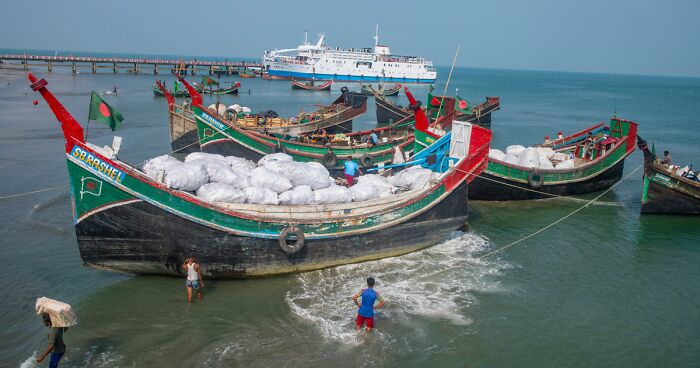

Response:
(19, 352), (37, 368)
(286, 232), (510, 345)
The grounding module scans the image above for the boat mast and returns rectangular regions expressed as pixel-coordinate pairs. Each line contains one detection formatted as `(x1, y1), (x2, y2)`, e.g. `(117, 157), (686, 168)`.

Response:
(374, 24), (379, 48)
(304, 30), (308, 45)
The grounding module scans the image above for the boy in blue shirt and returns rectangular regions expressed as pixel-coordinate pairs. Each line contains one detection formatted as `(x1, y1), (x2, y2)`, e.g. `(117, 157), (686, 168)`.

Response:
(352, 277), (385, 332)
(344, 156), (362, 187)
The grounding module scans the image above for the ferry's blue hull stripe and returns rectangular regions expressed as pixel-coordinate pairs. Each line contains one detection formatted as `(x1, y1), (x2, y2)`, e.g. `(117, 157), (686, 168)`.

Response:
(267, 70), (435, 84)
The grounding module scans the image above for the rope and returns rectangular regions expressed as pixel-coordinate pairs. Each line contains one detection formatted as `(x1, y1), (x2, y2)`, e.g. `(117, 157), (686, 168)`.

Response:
(0, 184), (67, 200)
(478, 165), (642, 258)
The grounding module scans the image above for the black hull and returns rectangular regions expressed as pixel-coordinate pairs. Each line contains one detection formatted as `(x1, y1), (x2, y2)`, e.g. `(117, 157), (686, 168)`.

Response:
(375, 97), (410, 125)
(170, 129), (201, 155)
(468, 159), (626, 200)
(458, 103), (500, 129)
(201, 138), (264, 163)
(75, 181), (469, 278)
(325, 120), (353, 134)
(642, 179), (700, 214)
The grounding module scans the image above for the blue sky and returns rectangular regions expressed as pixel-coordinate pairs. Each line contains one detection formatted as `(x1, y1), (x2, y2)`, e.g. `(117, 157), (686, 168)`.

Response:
(2, 0), (699, 77)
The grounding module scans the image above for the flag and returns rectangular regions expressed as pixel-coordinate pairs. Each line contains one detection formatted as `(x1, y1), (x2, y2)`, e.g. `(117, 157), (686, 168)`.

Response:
(80, 176), (102, 199)
(456, 96), (471, 113)
(88, 91), (123, 131)
(202, 76), (219, 86)
(174, 80), (180, 93)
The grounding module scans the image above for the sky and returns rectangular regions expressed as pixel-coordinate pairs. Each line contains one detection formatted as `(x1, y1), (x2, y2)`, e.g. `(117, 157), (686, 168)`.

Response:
(1, 0), (699, 77)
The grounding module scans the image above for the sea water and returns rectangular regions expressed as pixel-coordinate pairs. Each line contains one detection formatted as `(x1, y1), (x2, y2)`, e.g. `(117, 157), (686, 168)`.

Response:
(0, 61), (699, 367)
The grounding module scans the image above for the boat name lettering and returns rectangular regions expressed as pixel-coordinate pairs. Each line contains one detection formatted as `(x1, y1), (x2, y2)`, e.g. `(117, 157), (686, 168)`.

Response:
(70, 146), (126, 183)
(200, 112), (227, 131)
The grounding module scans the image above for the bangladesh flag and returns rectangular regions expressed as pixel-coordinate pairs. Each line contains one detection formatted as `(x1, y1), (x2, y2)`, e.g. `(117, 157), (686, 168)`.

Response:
(456, 96), (471, 114)
(88, 91), (123, 131)
(202, 76), (220, 86)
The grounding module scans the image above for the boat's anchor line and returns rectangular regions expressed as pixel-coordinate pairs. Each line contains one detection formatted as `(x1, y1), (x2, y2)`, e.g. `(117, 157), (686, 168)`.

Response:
(472, 171), (639, 206)
(476, 165), (642, 258)
(0, 184), (67, 201)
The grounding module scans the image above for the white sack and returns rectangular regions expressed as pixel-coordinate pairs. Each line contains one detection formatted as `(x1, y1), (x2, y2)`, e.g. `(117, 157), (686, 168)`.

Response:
(142, 155), (182, 178)
(551, 152), (570, 161)
(357, 174), (393, 197)
(390, 166), (435, 190)
(249, 166), (293, 193)
(505, 145), (526, 156)
(350, 182), (380, 202)
(244, 186), (279, 205)
(189, 158), (250, 188)
(518, 147), (540, 168)
(488, 148), (506, 161)
(164, 161), (209, 191)
(35, 297), (77, 328)
(264, 161), (331, 190)
(555, 159), (575, 169)
(196, 182), (246, 203)
(538, 156), (555, 170)
(225, 156), (256, 171)
(257, 152), (293, 167)
(536, 147), (556, 159)
(185, 152), (227, 164)
(278, 185), (314, 205)
(313, 184), (353, 204)
(392, 146), (406, 164)
(503, 153), (520, 166)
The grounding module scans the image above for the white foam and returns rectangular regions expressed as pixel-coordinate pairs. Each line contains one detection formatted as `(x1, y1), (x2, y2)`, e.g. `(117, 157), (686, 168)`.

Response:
(285, 232), (510, 345)
(19, 353), (37, 368)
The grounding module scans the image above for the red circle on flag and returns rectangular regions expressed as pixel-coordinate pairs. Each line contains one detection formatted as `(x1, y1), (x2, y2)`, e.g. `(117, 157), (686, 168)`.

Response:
(86, 181), (96, 190)
(99, 103), (111, 117)
(459, 100), (468, 109)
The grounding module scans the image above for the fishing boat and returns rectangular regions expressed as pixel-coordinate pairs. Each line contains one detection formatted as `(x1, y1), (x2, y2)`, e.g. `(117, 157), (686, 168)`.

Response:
(638, 137), (700, 214)
(201, 82), (241, 95)
(360, 83), (402, 96)
(152, 81), (202, 97)
(155, 81), (200, 154)
(182, 78), (366, 136)
(291, 79), (333, 91)
(28, 72), (492, 278)
(375, 93), (500, 128)
(466, 118), (638, 200)
(180, 79), (413, 171)
(239, 72), (256, 79)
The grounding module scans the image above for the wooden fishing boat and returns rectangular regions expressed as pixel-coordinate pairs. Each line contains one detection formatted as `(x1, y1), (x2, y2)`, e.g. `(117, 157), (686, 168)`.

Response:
(201, 82), (240, 95)
(152, 82), (203, 97)
(638, 137), (700, 214)
(360, 83), (402, 96)
(178, 79), (413, 171)
(375, 94), (500, 128)
(155, 81), (200, 154)
(291, 79), (333, 91)
(466, 118), (638, 200)
(28, 72), (492, 278)
(181, 78), (366, 136)
(239, 72), (256, 78)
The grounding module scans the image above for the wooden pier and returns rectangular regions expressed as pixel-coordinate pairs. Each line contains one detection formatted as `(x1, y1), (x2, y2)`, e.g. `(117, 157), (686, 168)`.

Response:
(0, 54), (263, 75)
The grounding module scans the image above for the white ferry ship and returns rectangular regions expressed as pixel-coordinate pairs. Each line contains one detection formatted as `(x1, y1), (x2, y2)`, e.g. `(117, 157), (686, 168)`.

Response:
(263, 26), (437, 83)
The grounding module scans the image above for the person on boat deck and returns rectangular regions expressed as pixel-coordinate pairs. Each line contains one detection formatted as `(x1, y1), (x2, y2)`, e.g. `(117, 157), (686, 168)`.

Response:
(557, 131), (564, 143)
(369, 130), (379, 146)
(182, 256), (204, 303)
(584, 132), (596, 159)
(543, 135), (552, 146)
(37, 314), (66, 368)
(352, 277), (385, 333)
(344, 156), (362, 187)
(662, 151), (673, 165)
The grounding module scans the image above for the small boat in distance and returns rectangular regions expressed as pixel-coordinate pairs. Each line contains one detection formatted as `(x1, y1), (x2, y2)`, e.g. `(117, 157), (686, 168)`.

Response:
(291, 79), (332, 91)
(239, 72), (256, 78)
(638, 137), (700, 214)
(152, 80), (202, 97)
(360, 83), (401, 96)
(200, 82), (241, 95)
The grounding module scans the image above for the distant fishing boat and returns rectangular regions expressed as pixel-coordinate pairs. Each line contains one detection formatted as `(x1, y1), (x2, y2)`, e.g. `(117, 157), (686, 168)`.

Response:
(155, 81), (200, 154)
(360, 83), (401, 96)
(239, 72), (256, 79)
(467, 118), (638, 200)
(291, 79), (332, 91)
(29, 72), (492, 278)
(152, 81), (202, 97)
(201, 82), (241, 95)
(638, 137), (700, 214)
(375, 93), (500, 129)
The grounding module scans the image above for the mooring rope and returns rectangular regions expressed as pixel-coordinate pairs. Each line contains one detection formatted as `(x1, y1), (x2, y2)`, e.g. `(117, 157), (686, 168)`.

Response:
(0, 184), (67, 200)
(478, 164), (642, 258)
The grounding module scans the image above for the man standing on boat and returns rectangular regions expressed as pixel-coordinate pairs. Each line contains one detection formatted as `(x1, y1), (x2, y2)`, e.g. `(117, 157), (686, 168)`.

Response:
(344, 156), (362, 187)
(662, 150), (673, 165)
(352, 277), (385, 332)
(182, 257), (204, 303)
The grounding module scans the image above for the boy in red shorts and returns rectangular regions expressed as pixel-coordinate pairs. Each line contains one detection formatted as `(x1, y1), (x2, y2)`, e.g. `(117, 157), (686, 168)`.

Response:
(352, 277), (385, 332)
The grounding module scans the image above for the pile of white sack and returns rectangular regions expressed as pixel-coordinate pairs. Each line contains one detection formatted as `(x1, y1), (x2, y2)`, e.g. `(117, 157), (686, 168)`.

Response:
(488, 145), (575, 170)
(142, 152), (437, 205)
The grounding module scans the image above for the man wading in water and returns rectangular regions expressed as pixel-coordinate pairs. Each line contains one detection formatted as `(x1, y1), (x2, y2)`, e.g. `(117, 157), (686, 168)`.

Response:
(36, 314), (66, 367)
(182, 257), (204, 302)
(352, 277), (385, 332)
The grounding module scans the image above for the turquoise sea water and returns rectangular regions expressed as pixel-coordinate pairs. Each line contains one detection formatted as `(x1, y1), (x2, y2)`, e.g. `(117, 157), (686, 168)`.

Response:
(0, 60), (698, 367)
